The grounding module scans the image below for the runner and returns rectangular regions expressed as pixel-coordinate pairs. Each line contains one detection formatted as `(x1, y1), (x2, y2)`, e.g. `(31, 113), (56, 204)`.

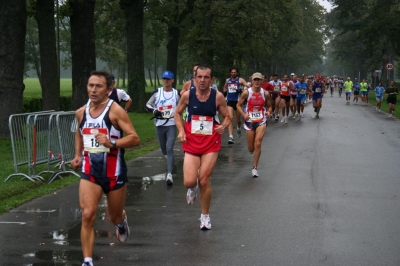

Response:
(278, 74), (293, 123)
(329, 76), (335, 97)
(337, 77), (344, 98)
(309, 73), (325, 118)
(360, 79), (368, 105)
(385, 80), (399, 118)
(269, 74), (281, 121)
(353, 79), (360, 104)
(290, 74), (298, 118)
(294, 75), (308, 119)
(174, 64), (232, 230)
(223, 67), (250, 144)
(236, 72), (272, 178)
(108, 74), (133, 112)
(145, 70), (180, 186)
(180, 63), (200, 96)
(71, 71), (140, 266)
(344, 77), (353, 104)
(374, 82), (385, 112)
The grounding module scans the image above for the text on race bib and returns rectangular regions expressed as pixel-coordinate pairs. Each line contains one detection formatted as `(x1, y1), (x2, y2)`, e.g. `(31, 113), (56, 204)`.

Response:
(228, 84), (238, 93)
(191, 115), (213, 135)
(158, 105), (173, 118)
(82, 128), (110, 153)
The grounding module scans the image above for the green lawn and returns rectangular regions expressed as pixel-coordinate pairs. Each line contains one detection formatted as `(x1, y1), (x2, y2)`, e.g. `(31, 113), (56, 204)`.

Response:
(23, 78), (183, 97)
(0, 112), (159, 215)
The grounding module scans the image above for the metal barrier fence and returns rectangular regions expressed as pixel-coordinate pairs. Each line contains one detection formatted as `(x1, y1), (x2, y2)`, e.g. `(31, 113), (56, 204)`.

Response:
(47, 112), (80, 183)
(5, 111), (79, 183)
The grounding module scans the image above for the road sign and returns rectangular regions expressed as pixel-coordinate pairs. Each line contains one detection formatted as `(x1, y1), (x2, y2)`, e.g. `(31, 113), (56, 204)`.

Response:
(385, 62), (394, 71)
(373, 72), (378, 77)
(375, 70), (382, 73)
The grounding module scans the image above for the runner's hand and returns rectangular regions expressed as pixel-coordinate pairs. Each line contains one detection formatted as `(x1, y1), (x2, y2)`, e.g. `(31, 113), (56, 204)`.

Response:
(71, 156), (82, 170)
(177, 131), (186, 143)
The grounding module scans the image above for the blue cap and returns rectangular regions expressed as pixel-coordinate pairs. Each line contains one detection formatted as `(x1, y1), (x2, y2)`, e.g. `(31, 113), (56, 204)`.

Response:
(161, 70), (174, 79)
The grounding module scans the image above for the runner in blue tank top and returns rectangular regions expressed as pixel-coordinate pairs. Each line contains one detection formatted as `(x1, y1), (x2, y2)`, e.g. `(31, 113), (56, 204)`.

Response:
(223, 67), (250, 144)
(309, 73), (325, 118)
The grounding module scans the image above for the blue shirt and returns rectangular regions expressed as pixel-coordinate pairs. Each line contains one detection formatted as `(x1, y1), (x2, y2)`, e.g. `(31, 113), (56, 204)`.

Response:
(375, 86), (385, 97)
(312, 81), (323, 94)
(353, 83), (360, 92)
(294, 82), (308, 97)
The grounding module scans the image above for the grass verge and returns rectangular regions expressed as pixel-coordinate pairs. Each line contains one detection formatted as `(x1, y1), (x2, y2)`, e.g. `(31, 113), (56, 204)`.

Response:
(0, 112), (158, 215)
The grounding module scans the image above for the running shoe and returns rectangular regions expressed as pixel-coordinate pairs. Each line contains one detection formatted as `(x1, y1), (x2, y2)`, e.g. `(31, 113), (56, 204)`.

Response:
(275, 116), (279, 122)
(82, 262), (93, 266)
(292, 115), (295, 119)
(116, 213), (130, 243)
(199, 216), (212, 230)
(389, 114), (392, 118)
(315, 114), (319, 119)
(186, 187), (197, 205)
(228, 137), (234, 144)
(285, 117), (288, 124)
(301, 113), (304, 118)
(166, 173), (173, 186)
(252, 168), (259, 178)
(237, 127), (241, 138)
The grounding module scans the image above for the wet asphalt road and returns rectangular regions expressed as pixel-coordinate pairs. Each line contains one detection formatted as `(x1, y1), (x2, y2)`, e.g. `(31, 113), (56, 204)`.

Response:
(1, 94), (400, 266)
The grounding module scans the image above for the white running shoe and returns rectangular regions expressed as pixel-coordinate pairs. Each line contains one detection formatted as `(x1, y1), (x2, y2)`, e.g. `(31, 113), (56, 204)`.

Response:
(186, 187), (197, 205)
(389, 114), (393, 118)
(281, 117), (285, 123)
(285, 117), (288, 124)
(199, 216), (212, 230)
(82, 262), (93, 266)
(166, 173), (173, 186)
(228, 137), (234, 144)
(301, 113), (304, 118)
(116, 212), (130, 243)
(252, 168), (259, 178)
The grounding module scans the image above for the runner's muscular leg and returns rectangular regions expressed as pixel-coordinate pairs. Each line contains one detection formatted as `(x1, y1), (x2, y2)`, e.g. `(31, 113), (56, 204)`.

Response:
(253, 124), (266, 167)
(183, 153), (201, 188)
(199, 152), (219, 214)
(79, 179), (103, 258)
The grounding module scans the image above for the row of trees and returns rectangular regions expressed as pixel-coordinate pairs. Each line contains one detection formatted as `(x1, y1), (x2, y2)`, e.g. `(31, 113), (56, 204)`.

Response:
(324, 0), (400, 84)
(0, 0), (328, 138)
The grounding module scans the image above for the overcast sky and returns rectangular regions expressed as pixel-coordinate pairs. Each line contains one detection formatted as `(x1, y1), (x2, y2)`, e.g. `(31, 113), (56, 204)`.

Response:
(317, 0), (333, 11)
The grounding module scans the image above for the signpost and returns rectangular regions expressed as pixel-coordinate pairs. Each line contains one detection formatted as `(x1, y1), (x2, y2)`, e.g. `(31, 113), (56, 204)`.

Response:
(385, 62), (394, 71)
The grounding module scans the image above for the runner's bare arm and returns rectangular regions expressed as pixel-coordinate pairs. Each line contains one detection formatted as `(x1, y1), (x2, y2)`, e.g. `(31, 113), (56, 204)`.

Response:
(174, 91), (189, 142)
(236, 90), (249, 121)
(71, 107), (85, 170)
(215, 91), (232, 134)
(108, 104), (140, 148)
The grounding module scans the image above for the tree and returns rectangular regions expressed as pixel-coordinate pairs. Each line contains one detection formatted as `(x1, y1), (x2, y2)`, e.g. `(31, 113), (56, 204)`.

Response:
(120, 0), (146, 112)
(36, 0), (60, 111)
(69, 0), (96, 110)
(0, 0), (27, 138)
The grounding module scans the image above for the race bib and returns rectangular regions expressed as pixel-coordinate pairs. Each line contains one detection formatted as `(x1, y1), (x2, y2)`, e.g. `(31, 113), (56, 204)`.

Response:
(274, 85), (279, 92)
(228, 84), (238, 93)
(282, 86), (288, 92)
(315, 88), (321, 93)
(191, 115), (213, 135)
(249, 107), (263, 121)
(82, 128), (110, 153)
(299, 89), (306, 94)
(158, 105), (173, 118)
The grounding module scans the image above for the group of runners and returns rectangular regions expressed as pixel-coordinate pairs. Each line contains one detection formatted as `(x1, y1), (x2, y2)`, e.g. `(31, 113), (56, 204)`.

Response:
(70, 66), (398, 266)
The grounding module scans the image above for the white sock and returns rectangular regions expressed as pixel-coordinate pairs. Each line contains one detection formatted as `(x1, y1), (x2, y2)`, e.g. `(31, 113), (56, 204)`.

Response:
(84, 258), (93, 265)
(201, 214), (209, 219)
(229, 135), (233, 138)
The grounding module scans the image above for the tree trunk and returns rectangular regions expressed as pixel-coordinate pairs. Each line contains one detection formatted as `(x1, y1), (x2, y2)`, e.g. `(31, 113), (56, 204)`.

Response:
(201, 0), (213, 67)
(69, 0), (96, 110)
(147, 68), (153, 87)
(120, 0), (146, 112)
(36, 0), (60, 111)
(0, 0), (26, 138)
(166, 26), (180, 88)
